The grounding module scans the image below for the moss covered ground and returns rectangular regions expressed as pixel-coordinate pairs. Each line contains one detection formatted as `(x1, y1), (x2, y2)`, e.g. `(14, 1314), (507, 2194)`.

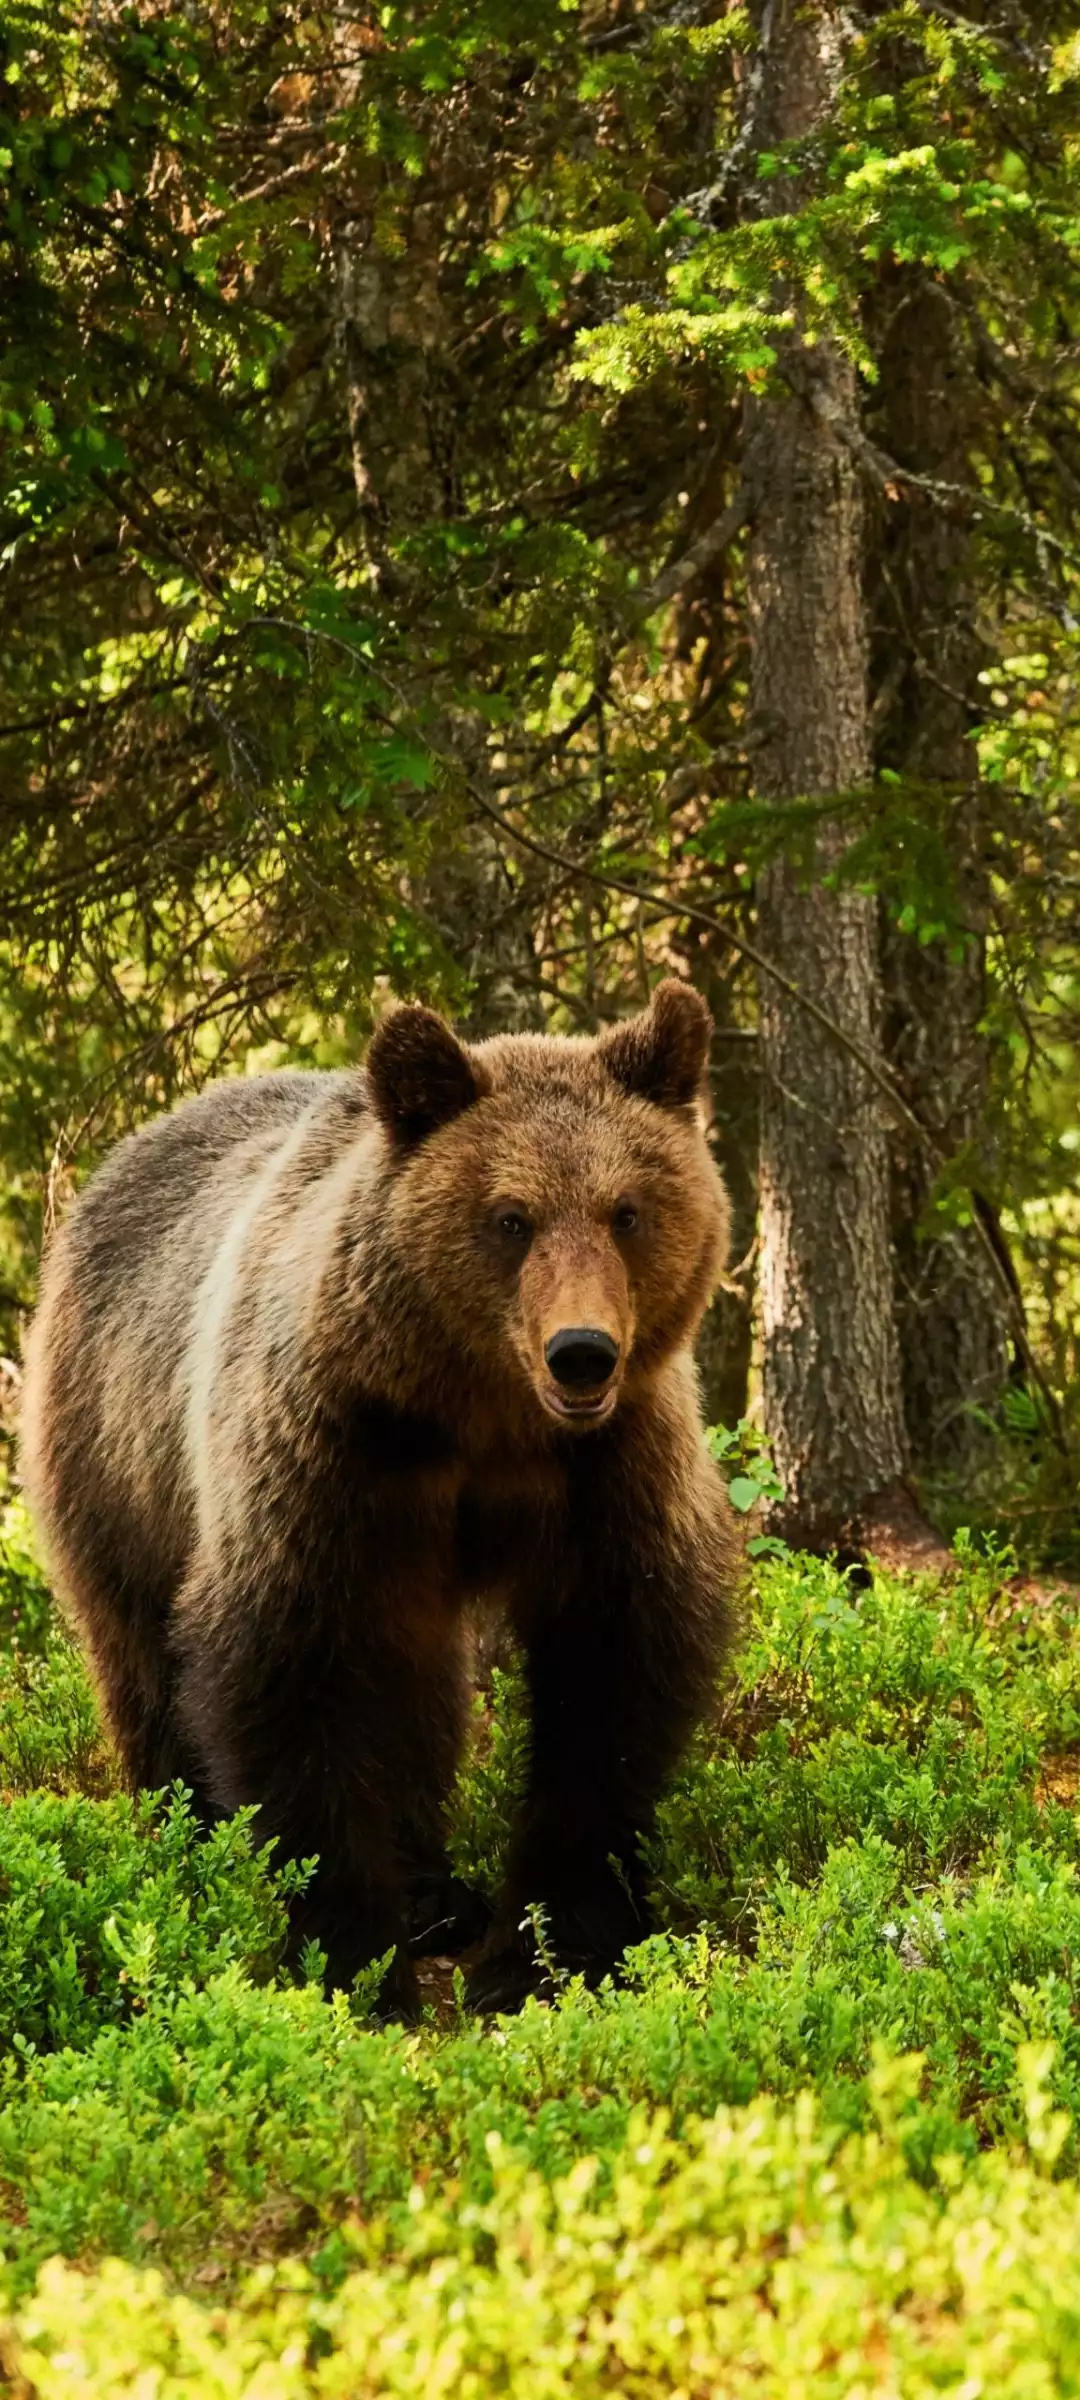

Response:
(4, 1498), (1080, 2394)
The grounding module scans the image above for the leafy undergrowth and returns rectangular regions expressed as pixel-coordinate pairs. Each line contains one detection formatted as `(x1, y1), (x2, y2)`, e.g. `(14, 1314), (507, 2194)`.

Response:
(5, 1497), (1080, 2390)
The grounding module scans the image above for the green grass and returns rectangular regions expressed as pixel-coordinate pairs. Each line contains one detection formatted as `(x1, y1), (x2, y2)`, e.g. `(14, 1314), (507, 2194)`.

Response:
(4, 1493), (1080, 2392)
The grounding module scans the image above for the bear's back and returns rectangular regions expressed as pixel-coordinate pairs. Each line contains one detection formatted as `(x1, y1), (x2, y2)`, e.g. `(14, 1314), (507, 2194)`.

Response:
(68, 1070), (355, 1284)
(20, 1070), (364, 1611)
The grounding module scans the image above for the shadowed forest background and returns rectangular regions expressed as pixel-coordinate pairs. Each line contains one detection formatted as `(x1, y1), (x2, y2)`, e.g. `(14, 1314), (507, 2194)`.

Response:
(1, 0), (1079, 1558)
(3, 4), (1080, 2394)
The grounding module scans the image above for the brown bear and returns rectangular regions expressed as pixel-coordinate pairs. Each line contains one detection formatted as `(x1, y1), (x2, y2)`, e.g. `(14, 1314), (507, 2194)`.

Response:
(20, 978), (738, 2012)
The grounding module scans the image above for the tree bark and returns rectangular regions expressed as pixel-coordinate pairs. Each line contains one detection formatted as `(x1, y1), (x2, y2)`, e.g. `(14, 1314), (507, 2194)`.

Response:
(867, 273), (1011, 1475)
(691, 964), (757, 1433)
(746, 1), (907, 1548)
(671, 524), (759, 1436)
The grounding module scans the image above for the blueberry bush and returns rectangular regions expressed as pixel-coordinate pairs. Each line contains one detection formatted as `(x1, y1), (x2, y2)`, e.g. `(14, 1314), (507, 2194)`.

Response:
(4, 1502), (1080, 2390)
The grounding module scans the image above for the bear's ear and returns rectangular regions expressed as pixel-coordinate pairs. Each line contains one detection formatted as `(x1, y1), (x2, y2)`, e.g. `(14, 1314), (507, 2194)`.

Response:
(366, 1005), (486, 1149)
(600, 979), (712, 1110)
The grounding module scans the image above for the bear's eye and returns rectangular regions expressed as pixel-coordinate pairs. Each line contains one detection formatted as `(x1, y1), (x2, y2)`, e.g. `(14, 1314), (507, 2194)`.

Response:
(497, 1209), (532, 1244)
(612, 1202), (639, 1235)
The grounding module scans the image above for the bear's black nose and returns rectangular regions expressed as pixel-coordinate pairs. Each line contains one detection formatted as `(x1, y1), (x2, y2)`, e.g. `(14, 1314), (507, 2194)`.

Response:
(544, 1328), (620, 1388)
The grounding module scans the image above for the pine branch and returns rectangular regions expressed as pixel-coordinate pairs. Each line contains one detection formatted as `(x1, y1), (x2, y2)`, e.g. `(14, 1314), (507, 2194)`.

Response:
(523, 483), (753, 769)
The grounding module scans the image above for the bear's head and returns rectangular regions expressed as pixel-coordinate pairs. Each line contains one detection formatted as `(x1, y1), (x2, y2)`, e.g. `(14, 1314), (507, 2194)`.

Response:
(365, 980), (729, 1439)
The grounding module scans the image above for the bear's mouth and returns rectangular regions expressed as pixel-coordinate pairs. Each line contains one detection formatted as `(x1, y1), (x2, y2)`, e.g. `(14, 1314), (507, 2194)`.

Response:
(540, 1383), (619, 1428)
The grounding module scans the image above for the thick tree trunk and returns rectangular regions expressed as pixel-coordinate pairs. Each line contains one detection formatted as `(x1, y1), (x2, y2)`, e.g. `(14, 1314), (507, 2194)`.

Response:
(868, 274), (1011, 1474)
(746, 1), (906, 1548)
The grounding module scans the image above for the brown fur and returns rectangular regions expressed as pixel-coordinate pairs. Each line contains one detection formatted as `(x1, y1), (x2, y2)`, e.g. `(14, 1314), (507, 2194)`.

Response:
(20, 980), (738, 2011)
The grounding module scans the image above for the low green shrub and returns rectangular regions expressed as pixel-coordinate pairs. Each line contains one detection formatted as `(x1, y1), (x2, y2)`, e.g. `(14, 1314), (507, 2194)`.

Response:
(0, 1631), (110, 1798)
(0, 1499), (53, 1657)
(7, 1832), (1080, 2300)
(0, 1974), (414, 2290)
(651, 1542), (1080, 1928)
(0, 1789), (301, 2055)
(5, 1504), (1080, 2389)
(447, 1660), (531, 1901)
(0, 1496), (108, 1797)
(6, 2057), (1080, 2398)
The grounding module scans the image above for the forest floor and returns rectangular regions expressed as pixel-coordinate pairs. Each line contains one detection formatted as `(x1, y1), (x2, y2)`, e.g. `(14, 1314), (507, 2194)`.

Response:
(4, 1501), (1080, 2394)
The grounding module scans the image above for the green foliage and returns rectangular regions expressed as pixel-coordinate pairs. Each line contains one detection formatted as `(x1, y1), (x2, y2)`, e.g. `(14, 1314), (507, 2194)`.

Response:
(926, 1382), (1080, 1578)
(0, 1497), (110, 1795)
(0, 1630), (106, 1799)
(649, 1541), (1080, 1923)
(10, 2078), (1080, 2398)
(706, 1419), (787, 1557)
(2, 0), (1080, 2367)
(447, 1660), (531, 1903)
(0, 1510), (306, 2064)
(1, 0), (1079, 1534)
(0, 1975), (397, 2292)
(0, 1498), (53, 1654)
(6, 1508), (1080, 2381)
(0, 1790), (301, 2061)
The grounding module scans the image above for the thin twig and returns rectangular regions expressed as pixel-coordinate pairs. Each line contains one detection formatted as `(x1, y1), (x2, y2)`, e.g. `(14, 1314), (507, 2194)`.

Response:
(525, 485), (752, 769)
(640, 486), (754, 613)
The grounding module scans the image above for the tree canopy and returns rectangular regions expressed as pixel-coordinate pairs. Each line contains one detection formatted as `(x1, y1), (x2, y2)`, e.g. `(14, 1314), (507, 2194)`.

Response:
(2, 0), (1079, 1551)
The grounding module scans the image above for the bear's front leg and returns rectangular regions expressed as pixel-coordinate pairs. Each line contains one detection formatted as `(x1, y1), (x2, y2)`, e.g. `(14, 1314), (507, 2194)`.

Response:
(171, 1561), (471, 2015)
(468, 1380), (737, 2013)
